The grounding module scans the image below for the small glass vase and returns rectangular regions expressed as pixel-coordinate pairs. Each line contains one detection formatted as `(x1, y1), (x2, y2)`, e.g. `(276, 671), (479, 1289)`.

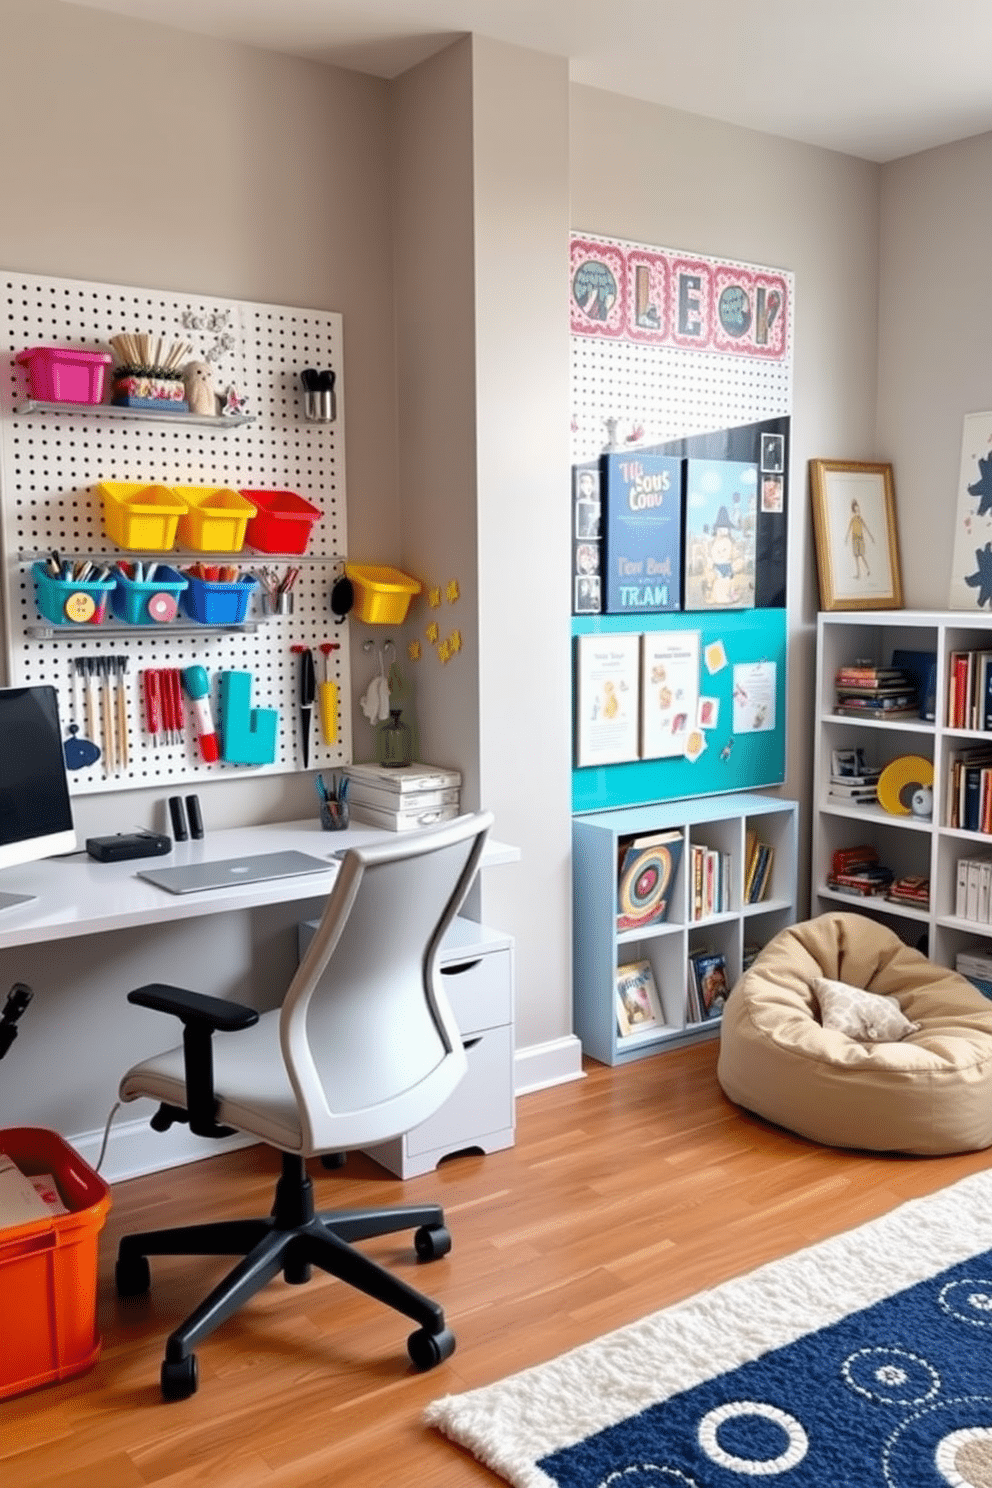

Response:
(375, 709), (412, 768)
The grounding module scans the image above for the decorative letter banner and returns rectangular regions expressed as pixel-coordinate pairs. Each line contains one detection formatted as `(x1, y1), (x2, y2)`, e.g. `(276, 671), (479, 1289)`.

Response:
(570, 234), (789, 360)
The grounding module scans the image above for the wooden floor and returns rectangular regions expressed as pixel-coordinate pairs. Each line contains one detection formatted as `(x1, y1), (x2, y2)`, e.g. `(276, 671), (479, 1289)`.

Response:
(4, 1039), (990, 1486)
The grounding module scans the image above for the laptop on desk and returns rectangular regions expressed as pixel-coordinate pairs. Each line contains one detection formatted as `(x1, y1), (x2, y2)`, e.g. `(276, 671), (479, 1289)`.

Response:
(137, 850), (334, 896)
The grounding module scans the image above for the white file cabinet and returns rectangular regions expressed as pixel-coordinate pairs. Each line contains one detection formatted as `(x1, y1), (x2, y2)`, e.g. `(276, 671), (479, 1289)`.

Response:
(298, 915), (515, 1178)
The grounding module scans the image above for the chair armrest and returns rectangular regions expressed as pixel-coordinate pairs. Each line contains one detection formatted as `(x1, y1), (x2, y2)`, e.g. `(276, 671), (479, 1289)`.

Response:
(127, 983), (259, 1138)
(128, 983), (259, 1032)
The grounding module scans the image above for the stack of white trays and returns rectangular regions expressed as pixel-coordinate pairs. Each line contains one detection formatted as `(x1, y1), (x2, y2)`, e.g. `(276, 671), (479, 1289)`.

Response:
(343, 761), (461, 831)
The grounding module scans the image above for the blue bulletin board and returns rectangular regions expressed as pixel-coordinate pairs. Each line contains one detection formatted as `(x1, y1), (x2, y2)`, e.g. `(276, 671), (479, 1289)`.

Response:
(571, 608), (787, 814)
(569, 232), (793, 816)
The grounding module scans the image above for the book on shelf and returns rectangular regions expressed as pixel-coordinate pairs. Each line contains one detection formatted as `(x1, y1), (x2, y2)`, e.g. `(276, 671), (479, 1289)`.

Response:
(616, 828), (684, 932)
(827, 867), (895, 896)
(955, 854), (992, 922)
(832, 844), (880, 874)
(743, 836), (774, 902)
(834, 696), (918, 717)
(688, 948), (731, 1021)
(946, 746), (992, 829)
(601, 452), (683, 615)
(615, 959), (667, 1038)
(891, 648), (937, 722)
(886, 875), (930, 908)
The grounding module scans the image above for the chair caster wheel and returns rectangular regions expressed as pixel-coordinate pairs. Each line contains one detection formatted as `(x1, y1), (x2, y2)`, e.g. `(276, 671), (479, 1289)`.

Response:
(115, 1252), (151, 1297)
(161, 1353), (198, 1401)
(408, 1326), (456, 1370)
(414, 1223), (451, 1262)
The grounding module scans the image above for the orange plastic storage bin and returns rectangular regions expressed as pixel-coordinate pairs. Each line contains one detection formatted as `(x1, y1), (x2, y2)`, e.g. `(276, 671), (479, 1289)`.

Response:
(0, 1127), (110, 1399)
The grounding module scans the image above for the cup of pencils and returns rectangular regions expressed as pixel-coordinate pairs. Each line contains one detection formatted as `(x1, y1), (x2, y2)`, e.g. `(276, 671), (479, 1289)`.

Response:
(317, 773), (349, 831)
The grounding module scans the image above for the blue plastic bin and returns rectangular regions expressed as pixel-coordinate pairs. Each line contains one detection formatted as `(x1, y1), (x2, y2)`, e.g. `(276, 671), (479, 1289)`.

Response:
(180, 573), (258, 624)
(32, 563), (115, 626)
(110, 565), (188, 624)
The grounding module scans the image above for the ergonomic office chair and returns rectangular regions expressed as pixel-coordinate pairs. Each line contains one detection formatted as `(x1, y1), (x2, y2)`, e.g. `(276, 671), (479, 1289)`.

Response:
(114, 812), (492, 1400)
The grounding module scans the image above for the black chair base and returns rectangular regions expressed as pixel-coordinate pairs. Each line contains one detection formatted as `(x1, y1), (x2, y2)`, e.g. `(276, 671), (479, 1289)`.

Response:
(116, 1152), (456, 1399)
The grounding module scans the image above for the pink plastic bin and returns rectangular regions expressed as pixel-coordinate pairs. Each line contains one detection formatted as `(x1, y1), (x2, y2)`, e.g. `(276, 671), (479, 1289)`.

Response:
(16, 348), (112, 405)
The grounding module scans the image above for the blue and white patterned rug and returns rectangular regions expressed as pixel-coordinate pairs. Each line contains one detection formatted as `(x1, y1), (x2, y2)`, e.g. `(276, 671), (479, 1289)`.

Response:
(426, 1168), (992, 1487)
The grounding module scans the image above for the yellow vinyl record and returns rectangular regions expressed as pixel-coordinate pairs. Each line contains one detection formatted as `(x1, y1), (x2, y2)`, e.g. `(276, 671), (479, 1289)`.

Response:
(877, 755), (934, 815)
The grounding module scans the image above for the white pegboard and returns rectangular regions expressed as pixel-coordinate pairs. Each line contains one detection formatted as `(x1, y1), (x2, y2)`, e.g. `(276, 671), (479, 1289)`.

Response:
(570, 234), (793, 464)
(0, 270), (351, 793)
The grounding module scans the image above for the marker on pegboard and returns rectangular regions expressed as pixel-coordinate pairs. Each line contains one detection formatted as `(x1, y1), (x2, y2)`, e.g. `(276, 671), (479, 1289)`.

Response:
(318, 643), (339, 745)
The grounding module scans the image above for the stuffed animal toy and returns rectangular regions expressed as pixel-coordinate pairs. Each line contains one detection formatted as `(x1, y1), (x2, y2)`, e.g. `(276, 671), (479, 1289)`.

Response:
(182, 360), (217, 416)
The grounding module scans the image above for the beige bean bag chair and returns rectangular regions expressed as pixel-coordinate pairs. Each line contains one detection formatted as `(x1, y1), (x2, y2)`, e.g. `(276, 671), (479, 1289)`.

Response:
(717, 912), (992, 1155)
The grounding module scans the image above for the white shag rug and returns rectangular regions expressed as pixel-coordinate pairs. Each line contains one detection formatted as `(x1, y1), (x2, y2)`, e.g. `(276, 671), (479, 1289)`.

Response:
(425, 1167), (992, 1487)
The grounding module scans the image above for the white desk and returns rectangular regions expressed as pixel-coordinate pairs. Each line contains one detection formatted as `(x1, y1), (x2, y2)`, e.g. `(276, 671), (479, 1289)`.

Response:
(0, 818), (518, 1179)
(0, 818), (519, 950)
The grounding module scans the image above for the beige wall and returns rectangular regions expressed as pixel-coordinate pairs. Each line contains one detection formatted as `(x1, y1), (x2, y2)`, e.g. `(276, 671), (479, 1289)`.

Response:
(0, 0), (398, 837)
(471, 39), (573, 1060)
(877, 130), (992, 609)
(570, 86), (881, 905)
(0, 0), (914, 1142)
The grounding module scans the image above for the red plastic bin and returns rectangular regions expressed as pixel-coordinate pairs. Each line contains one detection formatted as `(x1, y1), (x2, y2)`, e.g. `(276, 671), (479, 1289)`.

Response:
(0, 1127), (111, 1399)
(16, 348), (113, 405)
(241, 489), (323, 554)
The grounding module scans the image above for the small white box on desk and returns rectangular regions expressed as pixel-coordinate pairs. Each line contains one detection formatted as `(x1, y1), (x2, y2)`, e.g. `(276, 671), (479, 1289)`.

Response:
(348, 801), (460, 832)
(343, 761), (461, 795)
(345, 780), (460, 813)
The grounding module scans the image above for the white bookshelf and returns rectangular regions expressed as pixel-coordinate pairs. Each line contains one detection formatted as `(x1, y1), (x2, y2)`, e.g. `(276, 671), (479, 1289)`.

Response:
(813, 610), (992, 969)
(573, 792), (798, 1065)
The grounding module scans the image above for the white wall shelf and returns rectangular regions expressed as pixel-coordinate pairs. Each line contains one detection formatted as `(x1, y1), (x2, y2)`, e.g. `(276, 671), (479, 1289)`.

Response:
(573, 792), (798, 1065)
(813, 609), (992, 968)
(19, 398), (255, 428)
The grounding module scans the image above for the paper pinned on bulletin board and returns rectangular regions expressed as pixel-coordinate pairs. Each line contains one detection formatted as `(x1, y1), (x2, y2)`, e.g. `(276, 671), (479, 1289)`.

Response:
(640, 630), (700, 760)
(574, 632), (641, 767)
(571, 608), (786, 812)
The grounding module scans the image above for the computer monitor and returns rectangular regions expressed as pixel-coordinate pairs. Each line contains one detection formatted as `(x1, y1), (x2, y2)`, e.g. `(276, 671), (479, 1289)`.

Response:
(0, 685), (76, 903)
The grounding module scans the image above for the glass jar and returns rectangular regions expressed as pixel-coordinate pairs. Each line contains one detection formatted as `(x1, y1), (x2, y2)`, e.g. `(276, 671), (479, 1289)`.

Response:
(375, 709), (412, 768)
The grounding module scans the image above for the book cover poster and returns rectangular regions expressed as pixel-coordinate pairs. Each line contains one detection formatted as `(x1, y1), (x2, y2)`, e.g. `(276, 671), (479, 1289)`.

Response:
(615, 960), (666, 1036)
(640, 629), (700, 759)
(948, 412), (992, 610)
(575, 632), (640, 767)
(683, 458), (758, 610)
(617, 829), (684, 931)
(602, 452), (683, 614)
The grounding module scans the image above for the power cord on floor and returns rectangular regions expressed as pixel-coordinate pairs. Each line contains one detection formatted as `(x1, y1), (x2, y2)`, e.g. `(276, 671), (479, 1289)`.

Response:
(94, 1100), (121, 1173)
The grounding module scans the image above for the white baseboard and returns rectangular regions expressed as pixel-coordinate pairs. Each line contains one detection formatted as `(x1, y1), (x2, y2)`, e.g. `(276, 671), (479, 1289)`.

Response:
(513, 1035), (585, 1095)
(70, 1103), (255, 1186)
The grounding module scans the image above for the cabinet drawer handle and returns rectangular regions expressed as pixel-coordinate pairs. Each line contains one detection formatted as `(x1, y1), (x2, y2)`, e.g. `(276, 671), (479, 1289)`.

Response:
(462, 1035), (482, 1051)
(441, 958), (483, 977)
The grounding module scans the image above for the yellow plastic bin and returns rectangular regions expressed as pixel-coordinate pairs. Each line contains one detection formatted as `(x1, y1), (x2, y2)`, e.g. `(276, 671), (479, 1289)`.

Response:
(0, 1127), (111, 1399)
(344, 564), (422, 624)
(98, 482), (188, 551)
(173, 487), (257, 552)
